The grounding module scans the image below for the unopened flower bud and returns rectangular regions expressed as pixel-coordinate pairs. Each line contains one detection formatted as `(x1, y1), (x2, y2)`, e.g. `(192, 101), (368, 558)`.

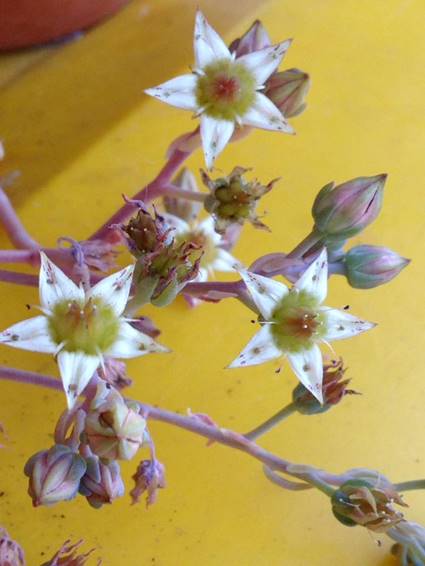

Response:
(312, 174), (386, 240)
(345, 245), (410, 289)
(130, 458), (166, 506)
(163, 168), (202, 222)
(0, 528), (25, 565)
(264, 68), (310, 118)
(229, 20), (272, 56)
(331, 478), (406, 532)
(293, 358), (357, 414)
(24, 445), (86, 507)
(41, 539), (96, 566)
(79, 456), (124, 508)
(202, 167), (278, 233)
(84, 389), (146, 461)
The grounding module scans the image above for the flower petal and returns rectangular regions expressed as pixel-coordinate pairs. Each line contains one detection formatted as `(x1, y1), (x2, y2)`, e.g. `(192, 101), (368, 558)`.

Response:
(0, 316), (57, 353)
(194, 10), (231, 69)
(39, 252), (84, 311)
(228, 325), (281, 368)
(200, 115), (235, 169)
(212, 248), (241, 272)
(107, 322), (169, 359)
(321, 308), (376, 341)
(294, 248), (328, 304)
(239, 270), (288, 319)
(144, 74), (198, 111)
(88, 265), (134, 316)
(161, 212), (191, 236)
(197, 216), (221, 244)
(237, 40), (292, 85)
(57, 350), (100, 409)
(287, 344), (323, 403)
(241, 92), (294, 133)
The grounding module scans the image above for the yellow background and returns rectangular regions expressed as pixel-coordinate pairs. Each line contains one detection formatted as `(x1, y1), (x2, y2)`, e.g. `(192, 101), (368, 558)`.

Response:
(0, 0), (424, 564)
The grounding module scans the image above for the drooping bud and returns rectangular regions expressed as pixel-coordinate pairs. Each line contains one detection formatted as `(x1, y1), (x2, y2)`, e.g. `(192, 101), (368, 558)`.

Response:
(264, 68), (310, 118)
(390, 521), (425, 566)
(84, 388), (146, 461)
(79, 456), (124, 508)
(229, 20), (272, 56)
(0, 528), (25, 566)
(98, 358), (132, 390)
(130, 458), (166, 506)
(24, 445), (86, 507)
(163, 168), (203, 223)
(331, 478), (406, 532)
(293, 358), (357, 415)
(202, 167), (278, 233)
(122, 206), (201, 306)
(344, 245), (410, 289)
(312, 174), (386, 240)
(41, 539), (96, 566)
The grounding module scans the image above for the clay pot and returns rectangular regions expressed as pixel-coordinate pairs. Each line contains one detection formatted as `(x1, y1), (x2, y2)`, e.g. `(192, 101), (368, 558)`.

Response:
(0, 0), (130, 51)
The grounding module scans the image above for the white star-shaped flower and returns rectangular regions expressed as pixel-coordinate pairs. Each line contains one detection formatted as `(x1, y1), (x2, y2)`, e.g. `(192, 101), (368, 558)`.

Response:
(228, 249), (376, 402)
(0, 253), (168, 408)
(162, 213), (240, 281)
(145, 10), (293, 169)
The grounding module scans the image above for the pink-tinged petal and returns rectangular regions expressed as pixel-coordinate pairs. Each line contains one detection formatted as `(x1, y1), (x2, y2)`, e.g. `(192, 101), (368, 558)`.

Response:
(39, 252), (84, 311)
(194, 10), (231, 69)
(241, 93), (294, 133)
(161, 212), (191, 236)
(144, 74), (198, 111)
(239, 269), (288, 319)
(200, 115), (235, 169)
(197, 216), (221, 244)
(0, 316), (56, 353)
(228, 325), (281, 368)
(107, 322), (169, 359)
(212, 249), (241, 272)
(294, 248), (328, 304)
(287, 345), (323, 403)
(57, 351), (99, 409)
(321, 308), (376, 341)
(88, 265), (134, 316)
(237, 40), (292, 85)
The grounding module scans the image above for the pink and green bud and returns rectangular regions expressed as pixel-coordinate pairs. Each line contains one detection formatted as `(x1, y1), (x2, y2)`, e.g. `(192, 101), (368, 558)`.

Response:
(229, 20), (272, 57)
(331, 478), (406, 532)
(202, 167), (278, 233)
(24, 445), (86, 507)
(0, 528), (25, 566)
(130, 458), (166, 506)
(345, 245), (410, 289)
(163, 168), (202, 223)
(312, 174), (386, 240)
(41, 539), (96, 566)
(84, 389), (147, 461)
(265, 68), (310, 118)
(79, 456), (124, 508)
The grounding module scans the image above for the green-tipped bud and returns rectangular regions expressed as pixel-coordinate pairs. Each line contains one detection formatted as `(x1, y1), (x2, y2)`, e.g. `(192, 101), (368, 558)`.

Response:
(345, 245), (410, 289)
(79, 456), (124, 508)
(163, 168), (202, 223)
(312, 174), (386, 240)
(265, 68), (310, 118)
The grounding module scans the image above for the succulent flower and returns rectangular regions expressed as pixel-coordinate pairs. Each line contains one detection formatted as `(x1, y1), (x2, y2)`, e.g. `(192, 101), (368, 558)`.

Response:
(0, 253), (167, 408)
(331, 478), (407, 532)
(202, 166), (278, 233)
(41, 539), (96, 566)
(312, 174), (386, 241)
(264, 68), (310, 118)
(145, 11), (293, 168)
(344, 245), (410, 289)
(228, 249), (375, 402)
(390, 521), (425, 565)
(0, 528), (25, 566)
(130, 458), (166, 506)
(79, 456), (125, 508)
(24, 445), (86, 507)
(163, 168), (203, 223)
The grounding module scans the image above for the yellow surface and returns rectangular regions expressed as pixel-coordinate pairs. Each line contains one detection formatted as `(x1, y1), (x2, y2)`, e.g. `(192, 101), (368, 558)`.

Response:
(0, 0), (424, 564)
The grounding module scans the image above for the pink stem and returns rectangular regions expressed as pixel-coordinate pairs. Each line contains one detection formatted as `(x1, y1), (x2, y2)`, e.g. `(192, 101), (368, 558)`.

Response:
(0, 269), (38, 286)
(0, 366), (63, 390)
(90, 148), (191, 241)
(162, 184), (207, 203)
(0, 188), (40, 250)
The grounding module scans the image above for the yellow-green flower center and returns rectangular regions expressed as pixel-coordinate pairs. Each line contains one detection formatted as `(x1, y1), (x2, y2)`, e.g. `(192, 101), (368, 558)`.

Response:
(48, 298), (120, 355)
(270, 290), (327, 353)
(196, 59), (257, 121)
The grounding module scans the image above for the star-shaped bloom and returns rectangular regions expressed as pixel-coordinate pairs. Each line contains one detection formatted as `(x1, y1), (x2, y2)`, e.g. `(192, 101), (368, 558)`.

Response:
(0, 253), (168, 408)
(162, 213), (240, 281)
(145, 11), (293, 169)
(228, 249), (375, 402)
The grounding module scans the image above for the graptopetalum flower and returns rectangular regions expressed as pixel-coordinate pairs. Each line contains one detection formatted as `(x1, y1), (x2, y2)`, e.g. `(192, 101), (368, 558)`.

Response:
(0, 253), (168, 408)
(145, 11), (293, 168)
(228, 249), (375, 402)
(162, 212), (240, 281)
